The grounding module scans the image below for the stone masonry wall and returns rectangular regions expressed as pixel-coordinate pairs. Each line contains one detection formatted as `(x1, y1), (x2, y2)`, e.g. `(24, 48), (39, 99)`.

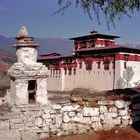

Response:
(0, 99), (133, 140)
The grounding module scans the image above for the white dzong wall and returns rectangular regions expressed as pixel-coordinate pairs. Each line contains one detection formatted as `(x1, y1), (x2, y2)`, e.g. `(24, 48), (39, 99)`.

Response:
(47, 53), (140, 91)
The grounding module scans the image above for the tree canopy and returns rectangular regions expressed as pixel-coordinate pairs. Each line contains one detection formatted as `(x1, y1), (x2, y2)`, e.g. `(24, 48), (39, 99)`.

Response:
(56, 0), (140, 28)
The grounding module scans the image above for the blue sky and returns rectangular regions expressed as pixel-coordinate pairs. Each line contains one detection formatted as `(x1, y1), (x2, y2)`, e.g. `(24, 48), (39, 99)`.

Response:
(0, 0), (140, 44)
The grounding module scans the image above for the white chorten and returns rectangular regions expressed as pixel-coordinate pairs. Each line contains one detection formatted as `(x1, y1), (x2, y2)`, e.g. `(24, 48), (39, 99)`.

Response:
(7, 26), (49, 105)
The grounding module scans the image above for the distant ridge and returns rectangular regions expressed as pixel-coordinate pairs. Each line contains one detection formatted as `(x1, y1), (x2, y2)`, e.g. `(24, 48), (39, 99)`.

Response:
(0, 35), (73, 55)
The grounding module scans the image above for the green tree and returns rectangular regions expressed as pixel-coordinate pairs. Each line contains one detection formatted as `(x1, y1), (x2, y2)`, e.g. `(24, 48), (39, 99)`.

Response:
(56, 0), (140, 28)
(123, 66), (134, 88)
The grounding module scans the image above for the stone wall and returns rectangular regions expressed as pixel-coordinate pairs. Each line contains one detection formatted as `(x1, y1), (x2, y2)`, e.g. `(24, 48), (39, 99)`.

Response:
(0, 99), (134, 140)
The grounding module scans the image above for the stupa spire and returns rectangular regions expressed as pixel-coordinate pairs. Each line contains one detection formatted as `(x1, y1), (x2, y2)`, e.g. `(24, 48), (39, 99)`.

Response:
(17, 26), (28, 38)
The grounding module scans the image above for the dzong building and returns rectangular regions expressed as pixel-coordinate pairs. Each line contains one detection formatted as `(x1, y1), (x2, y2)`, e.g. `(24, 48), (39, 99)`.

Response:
(38, 31), (140, 91)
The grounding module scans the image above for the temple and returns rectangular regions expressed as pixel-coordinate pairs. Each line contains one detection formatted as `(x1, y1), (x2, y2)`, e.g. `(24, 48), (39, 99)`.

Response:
(38, 31), (140, 91)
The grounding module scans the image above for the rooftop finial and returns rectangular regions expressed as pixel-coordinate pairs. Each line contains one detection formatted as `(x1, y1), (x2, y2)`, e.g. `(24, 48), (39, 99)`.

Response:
(17, 26), (28, 38)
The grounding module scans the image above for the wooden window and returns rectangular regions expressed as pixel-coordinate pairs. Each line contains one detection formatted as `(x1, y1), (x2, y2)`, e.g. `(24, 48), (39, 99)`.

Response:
(64, 69), (67, 75)
(53, 69), (55, 74)
(79, 62), (82, 69)
(73, 69), (76, 75)
(104, 64), (109, 70)
(97, 62), (101, 69)
(86, 62), (92, 70)
(68, 69), (72, 75)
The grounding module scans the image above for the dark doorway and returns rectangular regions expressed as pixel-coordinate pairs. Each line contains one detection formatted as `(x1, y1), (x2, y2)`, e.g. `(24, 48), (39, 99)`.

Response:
(28, 80), (36, 103)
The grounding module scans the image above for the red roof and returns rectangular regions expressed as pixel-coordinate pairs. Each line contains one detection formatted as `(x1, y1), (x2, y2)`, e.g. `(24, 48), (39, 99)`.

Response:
(75, 45), (140, 52)
(38, 53), (74, 61)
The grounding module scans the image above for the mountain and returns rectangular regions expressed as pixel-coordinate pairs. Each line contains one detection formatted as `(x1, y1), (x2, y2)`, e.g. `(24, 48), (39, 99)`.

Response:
(0, 35), (73, 55)
(34, 38), (73, 55)
(0, 35), (74, 76)
(125, 42), (140, 49)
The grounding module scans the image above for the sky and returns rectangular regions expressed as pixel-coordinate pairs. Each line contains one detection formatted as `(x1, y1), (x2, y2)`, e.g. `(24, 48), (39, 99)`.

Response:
(0, 0), (140, 44)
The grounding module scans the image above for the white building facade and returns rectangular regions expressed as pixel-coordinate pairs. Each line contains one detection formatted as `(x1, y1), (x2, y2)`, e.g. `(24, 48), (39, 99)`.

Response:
(38, 31), (140, 91)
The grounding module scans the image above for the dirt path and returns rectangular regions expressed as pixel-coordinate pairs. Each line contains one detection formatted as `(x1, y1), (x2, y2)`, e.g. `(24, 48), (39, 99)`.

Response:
(41, 126), (140, 140)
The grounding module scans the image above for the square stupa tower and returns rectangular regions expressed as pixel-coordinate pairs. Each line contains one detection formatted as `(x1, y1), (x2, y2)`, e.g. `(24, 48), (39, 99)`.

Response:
(7, 26), (49, 105)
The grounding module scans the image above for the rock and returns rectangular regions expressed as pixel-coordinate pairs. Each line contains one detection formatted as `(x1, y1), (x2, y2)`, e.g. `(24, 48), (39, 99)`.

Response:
(109, 107), (117, 113)
(92, 122), (103, 131)
(98, 100), (114, 105)
(71, 114), (91, 125)
(39, 132), (49, 139)
(42, 126), (49, 132)
(102, 117), (114, 124)
(52, 104), (61, 110)
(83, 107), (99, 117)
(91, 117), (100, 122)
(42, 113), (50, 119)
(113, 117), (121, 125)
(119, 110), (128, 116)
(103, 124), (114, 130)
(121, 119), (129, 127)
(44, 118), (52, 125)
(122, 115), (130, 120)
(35, 117), (43, 127)
(100, 106), (108, 113)
(76, 124), (90, 134)
(62, 123), (76, 133)
(0, 130), (21, 140)
(49, 125), (61, 135)
(10, 123), (24, 130)
(21, 131), (39, 140)
(68, 111), (76, 117)
(0, 121), (9, 130)
(61, 105), (80, 112)
(10, 118), (23, 124)
(80, 117), (91, 124)
(52, 114), (62, 125)
(110, 112), (118, 118)
(115, 100), (126, 109)
(71, 96), (82, 102)
(63, 113), (70, 123)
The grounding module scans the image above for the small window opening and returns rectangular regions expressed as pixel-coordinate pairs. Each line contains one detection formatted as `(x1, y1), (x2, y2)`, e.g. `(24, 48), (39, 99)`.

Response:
(124, 62), (127, 69)
(97, 62), (101, 69)
(28, 80), (36, 103)
(79, 62), (82, 69)
(86, 62), (92, 70)
(68, 69), (72, 75)
(73, 69), (76, 75)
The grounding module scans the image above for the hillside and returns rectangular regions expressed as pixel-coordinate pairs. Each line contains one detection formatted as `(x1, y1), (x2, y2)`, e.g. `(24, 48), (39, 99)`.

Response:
(0, 60), (10, 74)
